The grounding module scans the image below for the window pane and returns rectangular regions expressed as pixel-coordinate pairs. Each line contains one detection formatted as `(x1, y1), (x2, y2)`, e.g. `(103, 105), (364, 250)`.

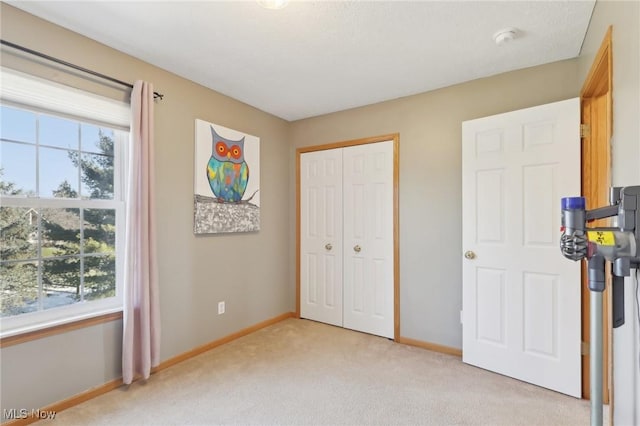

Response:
(83, 254), (115, 301)
(0, 141), (36, 195)
(39, 114), (79, 150)
(39, 147), (79, 198)
(42, 257), (80, 310)
(0, 207), (38, 261)
(1, 87), (126, 325)
(81, 152), (114, 199)
(0, 261), (39, 317)
(0, 106), (36, 143)
(41, 208), (81, 257)
(83, 209), (115, 254)
(81, 124), (115, 154)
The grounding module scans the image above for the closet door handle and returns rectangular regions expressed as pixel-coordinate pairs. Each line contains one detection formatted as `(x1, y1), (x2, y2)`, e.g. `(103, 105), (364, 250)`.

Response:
(353, 245), (361, 253)
(325, 243), (333, 251)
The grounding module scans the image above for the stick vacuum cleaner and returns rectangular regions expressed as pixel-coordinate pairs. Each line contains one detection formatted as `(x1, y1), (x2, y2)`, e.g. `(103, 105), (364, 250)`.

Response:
(560, 186), (640, 426)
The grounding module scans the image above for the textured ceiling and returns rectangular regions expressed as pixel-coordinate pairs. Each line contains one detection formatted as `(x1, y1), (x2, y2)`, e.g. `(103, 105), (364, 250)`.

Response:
(7, 1), (596, 121)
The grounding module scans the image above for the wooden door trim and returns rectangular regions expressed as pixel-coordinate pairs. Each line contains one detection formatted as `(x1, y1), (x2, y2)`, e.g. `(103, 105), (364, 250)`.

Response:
(580, 26), (613, 404)
(581, 26), (612, 98)
(295, 133), (400, 340)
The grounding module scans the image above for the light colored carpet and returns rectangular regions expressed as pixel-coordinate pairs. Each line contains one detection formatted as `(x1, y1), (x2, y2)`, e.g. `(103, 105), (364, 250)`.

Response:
(37, 318), (596, 425)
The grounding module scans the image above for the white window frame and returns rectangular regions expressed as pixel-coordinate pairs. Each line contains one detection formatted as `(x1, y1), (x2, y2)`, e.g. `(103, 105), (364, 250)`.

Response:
(0, 68), (129, 338)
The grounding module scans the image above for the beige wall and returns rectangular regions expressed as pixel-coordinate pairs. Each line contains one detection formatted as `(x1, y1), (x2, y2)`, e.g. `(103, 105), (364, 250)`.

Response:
(289, 60), (580, 348)
(577, 1), (640, 423)
(6, 0), (637, 418)
(1, 4), (292, 416)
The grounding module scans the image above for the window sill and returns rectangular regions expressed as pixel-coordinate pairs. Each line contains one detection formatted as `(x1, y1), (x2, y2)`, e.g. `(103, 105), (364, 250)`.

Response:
(0, 310), (123, 348)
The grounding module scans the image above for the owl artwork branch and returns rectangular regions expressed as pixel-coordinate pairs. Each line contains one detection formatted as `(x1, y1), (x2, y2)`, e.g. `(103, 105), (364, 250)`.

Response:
(0, 39), (165, 100)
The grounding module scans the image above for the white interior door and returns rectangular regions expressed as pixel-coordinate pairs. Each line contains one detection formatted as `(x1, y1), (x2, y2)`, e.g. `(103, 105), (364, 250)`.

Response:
(462, 98), (581, 397)
(300, 148), (343, 327)
(343, 141), (394, 338)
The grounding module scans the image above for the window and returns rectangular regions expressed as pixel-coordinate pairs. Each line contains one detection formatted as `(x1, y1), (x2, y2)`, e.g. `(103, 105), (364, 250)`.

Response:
(0, 68), (130, 337)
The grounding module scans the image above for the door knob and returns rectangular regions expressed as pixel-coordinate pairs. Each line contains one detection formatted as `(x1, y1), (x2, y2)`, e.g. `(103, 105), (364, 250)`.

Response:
(464, 250), (476, 260)
(354, 245), (361, 253)
(325, 243), (332, 251)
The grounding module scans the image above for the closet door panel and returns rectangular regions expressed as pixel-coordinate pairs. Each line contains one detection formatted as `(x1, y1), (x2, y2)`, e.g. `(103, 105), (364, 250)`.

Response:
(342, 141), (394, 338)
(300, 149), (343, 326)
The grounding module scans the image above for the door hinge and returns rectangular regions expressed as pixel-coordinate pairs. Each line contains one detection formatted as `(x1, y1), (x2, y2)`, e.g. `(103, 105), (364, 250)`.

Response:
(580, 124), (590, 139)
(581, 341), (589, 356)
(460, 310), (463, 325)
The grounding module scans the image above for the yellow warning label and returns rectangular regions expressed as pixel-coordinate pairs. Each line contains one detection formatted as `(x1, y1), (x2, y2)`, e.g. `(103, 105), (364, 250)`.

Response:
(587, 231), (615, 246)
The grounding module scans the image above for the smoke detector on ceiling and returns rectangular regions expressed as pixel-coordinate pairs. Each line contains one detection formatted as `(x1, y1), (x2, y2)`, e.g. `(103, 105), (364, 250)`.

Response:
(493, 28), (519, 46)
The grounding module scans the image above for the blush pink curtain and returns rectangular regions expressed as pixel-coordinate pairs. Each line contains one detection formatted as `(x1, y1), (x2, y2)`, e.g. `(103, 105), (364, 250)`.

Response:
(122, 80), (160, 385)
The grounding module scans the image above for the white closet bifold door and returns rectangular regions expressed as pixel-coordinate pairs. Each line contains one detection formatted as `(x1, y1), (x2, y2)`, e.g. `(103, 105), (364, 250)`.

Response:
(300, 148), (343, 327)
(300, 140), (394, 339)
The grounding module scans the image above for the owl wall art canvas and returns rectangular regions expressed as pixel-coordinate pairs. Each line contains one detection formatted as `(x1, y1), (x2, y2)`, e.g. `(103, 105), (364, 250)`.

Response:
(194, 119), (260, 234)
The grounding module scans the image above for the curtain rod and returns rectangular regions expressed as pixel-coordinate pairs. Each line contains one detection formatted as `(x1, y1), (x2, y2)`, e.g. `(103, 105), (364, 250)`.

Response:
(1, 39), (164, 100)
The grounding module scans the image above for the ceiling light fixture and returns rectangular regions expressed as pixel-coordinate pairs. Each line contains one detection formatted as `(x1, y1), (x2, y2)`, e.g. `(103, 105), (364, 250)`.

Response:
(493, 27), (518, 46)
(257, 0), (289, 10)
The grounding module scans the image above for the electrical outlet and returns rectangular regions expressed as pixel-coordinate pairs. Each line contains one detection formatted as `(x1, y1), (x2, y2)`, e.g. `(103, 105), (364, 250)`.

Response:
(218, 301), (225, 315)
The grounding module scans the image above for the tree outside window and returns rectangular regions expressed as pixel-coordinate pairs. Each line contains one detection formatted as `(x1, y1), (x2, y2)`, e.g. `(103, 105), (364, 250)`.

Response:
(1, 105), (121, 317)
